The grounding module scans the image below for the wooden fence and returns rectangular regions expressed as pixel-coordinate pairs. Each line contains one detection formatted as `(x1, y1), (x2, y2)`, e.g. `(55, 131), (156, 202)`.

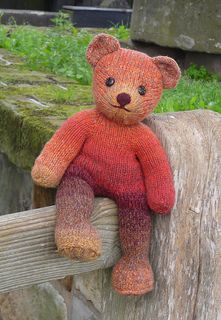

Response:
(0, 110), (221, 320)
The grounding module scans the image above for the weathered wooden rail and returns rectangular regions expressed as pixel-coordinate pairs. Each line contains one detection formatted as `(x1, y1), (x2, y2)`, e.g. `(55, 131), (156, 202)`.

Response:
(0, 200), (119, 294)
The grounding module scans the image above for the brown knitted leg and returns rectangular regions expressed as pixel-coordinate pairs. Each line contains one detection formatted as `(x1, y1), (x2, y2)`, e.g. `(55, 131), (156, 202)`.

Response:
(112, 194), (154, 295)
(55, 174), (101, 261)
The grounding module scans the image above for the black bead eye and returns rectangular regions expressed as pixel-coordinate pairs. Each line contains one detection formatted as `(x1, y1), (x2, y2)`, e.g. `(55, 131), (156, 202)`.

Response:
(105, 77), (115, 87)
(138, 85), (146, 96)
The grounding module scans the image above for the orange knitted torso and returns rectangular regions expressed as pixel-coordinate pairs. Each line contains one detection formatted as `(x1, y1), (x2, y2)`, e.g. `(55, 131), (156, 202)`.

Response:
(70, 109), (145, 195)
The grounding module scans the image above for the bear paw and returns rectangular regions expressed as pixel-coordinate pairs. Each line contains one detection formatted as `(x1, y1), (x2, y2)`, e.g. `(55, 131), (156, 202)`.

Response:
(112, 256), (154, 295)
(55, 223), (101, 261)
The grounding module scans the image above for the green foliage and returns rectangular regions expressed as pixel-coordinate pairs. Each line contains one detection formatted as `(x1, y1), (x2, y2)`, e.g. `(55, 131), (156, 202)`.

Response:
(0, 13), (129, 85)
(108, 24), (130, 41)
(185, 63), (221, 81)
(50, 11), (74, 32)
(0, 24), (93, 84)
(156, 76), (221, 114)
(0, 13), (220, 114)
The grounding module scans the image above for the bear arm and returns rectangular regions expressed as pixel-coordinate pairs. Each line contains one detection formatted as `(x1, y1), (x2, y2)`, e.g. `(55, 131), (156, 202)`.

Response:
(31, 111), (91, 188)
(135, 126), (175, 214)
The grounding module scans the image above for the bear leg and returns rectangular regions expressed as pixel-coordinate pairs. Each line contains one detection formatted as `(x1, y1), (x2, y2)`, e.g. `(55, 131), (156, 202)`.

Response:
(112, 194), (154, 295)
(55, 174), (101, 261)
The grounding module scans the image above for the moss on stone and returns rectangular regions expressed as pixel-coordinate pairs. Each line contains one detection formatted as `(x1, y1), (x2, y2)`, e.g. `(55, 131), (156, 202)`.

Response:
(0, 83), (93, 105)
(0, 49), (94, 170)
(0, 65), (77, 85)
(0, 101), (55, 169)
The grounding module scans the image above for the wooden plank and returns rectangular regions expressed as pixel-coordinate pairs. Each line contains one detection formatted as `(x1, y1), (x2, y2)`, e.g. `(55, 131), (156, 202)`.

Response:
(0, 199), (120, 294)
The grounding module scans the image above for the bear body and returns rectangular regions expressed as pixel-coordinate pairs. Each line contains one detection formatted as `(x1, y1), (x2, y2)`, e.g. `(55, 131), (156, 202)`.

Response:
(32, 34), (180, 295)
(66, 109), (148, 195)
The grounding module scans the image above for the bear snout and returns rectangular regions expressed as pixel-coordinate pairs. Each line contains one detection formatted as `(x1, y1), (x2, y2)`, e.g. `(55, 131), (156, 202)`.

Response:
(116, 93), (131, 107)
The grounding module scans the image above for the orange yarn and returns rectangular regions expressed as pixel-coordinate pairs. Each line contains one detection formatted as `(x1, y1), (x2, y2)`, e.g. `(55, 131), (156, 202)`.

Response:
(32, 34), (180, 295)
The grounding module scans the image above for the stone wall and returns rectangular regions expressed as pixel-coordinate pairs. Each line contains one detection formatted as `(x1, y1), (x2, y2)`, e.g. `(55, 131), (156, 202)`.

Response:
(131, 0), (221, 54)
(0, 153), (32, 215)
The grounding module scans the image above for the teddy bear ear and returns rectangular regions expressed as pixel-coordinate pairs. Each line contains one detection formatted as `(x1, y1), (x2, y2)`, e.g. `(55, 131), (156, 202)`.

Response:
(152, 56), (181, 89)
(86, 33), (121, 67)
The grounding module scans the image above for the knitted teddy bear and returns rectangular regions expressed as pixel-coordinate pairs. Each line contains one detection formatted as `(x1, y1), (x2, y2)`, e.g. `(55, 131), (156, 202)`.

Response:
(32, 34), (180, 295)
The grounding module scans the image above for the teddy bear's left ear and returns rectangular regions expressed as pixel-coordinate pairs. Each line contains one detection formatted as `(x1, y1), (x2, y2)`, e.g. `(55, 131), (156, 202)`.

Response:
(86, 33), (120, 67)
(152, 56), (181, 89)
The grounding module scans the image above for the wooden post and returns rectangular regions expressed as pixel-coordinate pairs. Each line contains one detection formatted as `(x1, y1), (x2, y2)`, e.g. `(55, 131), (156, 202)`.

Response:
(71, 110), (221, 320)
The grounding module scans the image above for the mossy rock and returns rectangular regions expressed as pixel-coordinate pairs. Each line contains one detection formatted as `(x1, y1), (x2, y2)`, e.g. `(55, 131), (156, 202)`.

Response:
(0, 49), (94, 170)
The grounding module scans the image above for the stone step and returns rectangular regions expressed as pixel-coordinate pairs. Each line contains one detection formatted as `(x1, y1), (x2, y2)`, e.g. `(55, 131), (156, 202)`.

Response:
(0, 48), (93, 170)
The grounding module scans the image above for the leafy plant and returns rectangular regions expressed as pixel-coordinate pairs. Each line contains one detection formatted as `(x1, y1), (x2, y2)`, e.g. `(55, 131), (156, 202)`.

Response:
(108, 24), (130, 41)
(0, 14), (131, 85)
(50, 11), (75, 32)
(0, 16), (220, 115)
(185, 63), (220, 81)
(155, 76), (221, 114)
(0, 24), (93, 84)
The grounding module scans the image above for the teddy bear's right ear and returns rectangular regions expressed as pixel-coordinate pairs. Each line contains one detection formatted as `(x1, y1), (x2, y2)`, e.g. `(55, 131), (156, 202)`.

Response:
(86, 33), (120, 67)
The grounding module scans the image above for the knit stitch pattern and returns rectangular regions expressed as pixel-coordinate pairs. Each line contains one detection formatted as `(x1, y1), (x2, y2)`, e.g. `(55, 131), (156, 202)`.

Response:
(32, 33), (180, 295)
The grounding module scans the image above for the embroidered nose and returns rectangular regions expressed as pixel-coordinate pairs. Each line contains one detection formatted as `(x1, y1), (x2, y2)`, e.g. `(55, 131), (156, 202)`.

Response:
(117, 93), (131, 107)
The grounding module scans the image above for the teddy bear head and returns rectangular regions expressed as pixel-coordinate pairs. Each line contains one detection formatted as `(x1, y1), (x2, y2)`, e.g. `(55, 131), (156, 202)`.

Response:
(86, 34), (180, 126)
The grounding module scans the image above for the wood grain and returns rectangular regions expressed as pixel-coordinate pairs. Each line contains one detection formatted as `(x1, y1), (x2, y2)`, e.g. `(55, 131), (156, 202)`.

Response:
(0, 199), (120, 294)
(71, 110), (221, 320)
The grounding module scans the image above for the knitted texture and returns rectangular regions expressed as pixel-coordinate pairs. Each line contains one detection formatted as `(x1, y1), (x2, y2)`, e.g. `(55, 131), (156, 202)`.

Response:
(32, 34), (180, 296)
(55, 175), (101, 260)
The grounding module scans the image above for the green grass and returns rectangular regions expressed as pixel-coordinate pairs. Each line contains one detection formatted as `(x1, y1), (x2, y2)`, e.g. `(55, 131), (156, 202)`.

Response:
(0, 12), (130, 85)
(0, 12), (220, 114)
(184, 63), (221, 81)
(157, 76), (221, 114)
(0, 25), (93, 84)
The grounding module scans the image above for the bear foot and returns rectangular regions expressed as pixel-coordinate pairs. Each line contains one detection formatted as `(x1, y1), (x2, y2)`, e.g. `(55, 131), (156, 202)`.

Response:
(55, 222), (101, 261)
(112, 256), (154, 295)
